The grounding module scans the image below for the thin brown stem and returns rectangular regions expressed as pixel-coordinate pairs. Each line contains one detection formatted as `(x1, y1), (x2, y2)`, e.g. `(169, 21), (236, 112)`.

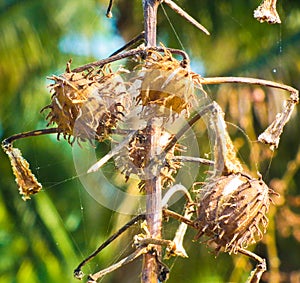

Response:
(172, 156), (214, 166)
(109, 31), (145, 57)
(199, 76), (299, 150)
(2, 128), (59, 147)
(74, 214), (146, 280)
(87, 247), (148, 282)
(163, 0), (210, 35)
(163, 208), (195, 228)
(238, 248), (267, 283)
(199, 76), (298, 94)
(106, 0), (114, 18)
(163, 103), (215, 154)
(71, 48), (142, 73)
(87, 131), (136, 173)
(71, 46), (189, 73)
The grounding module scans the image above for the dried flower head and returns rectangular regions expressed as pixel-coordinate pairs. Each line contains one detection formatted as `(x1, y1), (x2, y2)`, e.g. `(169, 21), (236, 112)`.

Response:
(2, 144), (42, 200)
(194, 173), (272, 254)
(115, 127), (182, 190)
(43, 62), (130, 143)
(136, 48), (196, 117)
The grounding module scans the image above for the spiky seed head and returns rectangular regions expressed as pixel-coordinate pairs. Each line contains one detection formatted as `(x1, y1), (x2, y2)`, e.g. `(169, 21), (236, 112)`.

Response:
(195, 173), (272, 254)
(115, 127), (182, 190)
(43, 64), (130, 143)
(136, 49), (196, 117)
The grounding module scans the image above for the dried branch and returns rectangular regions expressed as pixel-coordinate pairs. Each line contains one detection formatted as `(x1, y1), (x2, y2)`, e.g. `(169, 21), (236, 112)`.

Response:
(199, 76), (299, 149)
(106, 0), (114, 18)
(142, 1), (163, 283)
(2, 128), (59, 146)
(172, 156), (214, 166)
(163, 0), (210, 35)
(87, 132), (135, 173)
(74, 214), (146, 280)
(71, 46), (189, 73)
(87, 247), (148, 282)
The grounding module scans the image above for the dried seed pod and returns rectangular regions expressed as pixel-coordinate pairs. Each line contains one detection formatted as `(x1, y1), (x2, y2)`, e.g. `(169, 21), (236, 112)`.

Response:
(115, 127), (182, 190)
(136, 48), (197, 117)
(43, 63), (130, 143)
(194, 173), (272, 254)
(2, 144), (42, 200)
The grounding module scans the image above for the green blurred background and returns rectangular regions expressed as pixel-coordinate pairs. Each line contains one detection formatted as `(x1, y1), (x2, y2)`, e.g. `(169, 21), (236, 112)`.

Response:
(1, 0), (300, 282)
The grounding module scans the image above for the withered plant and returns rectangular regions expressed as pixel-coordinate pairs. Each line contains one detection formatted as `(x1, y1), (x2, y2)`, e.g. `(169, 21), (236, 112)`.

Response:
(2, 0), (299, 283)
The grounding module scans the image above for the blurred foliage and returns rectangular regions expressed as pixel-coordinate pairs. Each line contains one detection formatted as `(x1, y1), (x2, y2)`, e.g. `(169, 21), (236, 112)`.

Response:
(1, 0), (300, 283)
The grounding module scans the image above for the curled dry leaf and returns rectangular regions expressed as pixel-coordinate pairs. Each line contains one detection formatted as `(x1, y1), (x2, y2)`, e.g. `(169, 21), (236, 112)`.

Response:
(2, 144), (42, 200)
(258, 91), (299, 150)
(254, 0), (281, 24)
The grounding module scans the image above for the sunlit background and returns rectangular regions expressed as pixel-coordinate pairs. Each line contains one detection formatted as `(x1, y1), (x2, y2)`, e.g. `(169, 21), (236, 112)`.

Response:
(1, 1), (300, 282)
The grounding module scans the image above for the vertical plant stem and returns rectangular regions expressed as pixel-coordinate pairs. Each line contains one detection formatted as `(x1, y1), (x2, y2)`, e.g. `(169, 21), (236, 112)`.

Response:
(142, 1), (162, 283)
(143, 0), (159, 47)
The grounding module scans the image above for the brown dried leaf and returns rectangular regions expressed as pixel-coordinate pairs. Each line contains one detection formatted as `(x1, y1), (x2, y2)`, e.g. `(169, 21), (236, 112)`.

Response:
(254, 0), (281, 24)
(258, 91), (299, 150)
(2, 145), (42, 200)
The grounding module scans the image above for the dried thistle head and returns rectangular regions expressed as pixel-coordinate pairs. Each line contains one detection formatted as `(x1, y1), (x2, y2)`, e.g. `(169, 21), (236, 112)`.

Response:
(43, 62), (130, 143)
(136, 48), (196, 117)
(115, 127), (182, 190)
(2, 144), (42, 200)
(194, 173), (273, 254)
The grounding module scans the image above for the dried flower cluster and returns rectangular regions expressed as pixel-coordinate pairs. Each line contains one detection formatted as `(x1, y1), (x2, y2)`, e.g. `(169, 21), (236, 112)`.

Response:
(114, 48), (199, 189)
(2, 42), (298, 283)
(2, 1), (299, 282)
(3, 49), (199, 199)
(115, 127), (183, 190)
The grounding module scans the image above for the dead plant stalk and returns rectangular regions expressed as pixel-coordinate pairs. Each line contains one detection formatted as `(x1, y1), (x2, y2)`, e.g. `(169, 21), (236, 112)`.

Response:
(142, 1), (163, 283)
